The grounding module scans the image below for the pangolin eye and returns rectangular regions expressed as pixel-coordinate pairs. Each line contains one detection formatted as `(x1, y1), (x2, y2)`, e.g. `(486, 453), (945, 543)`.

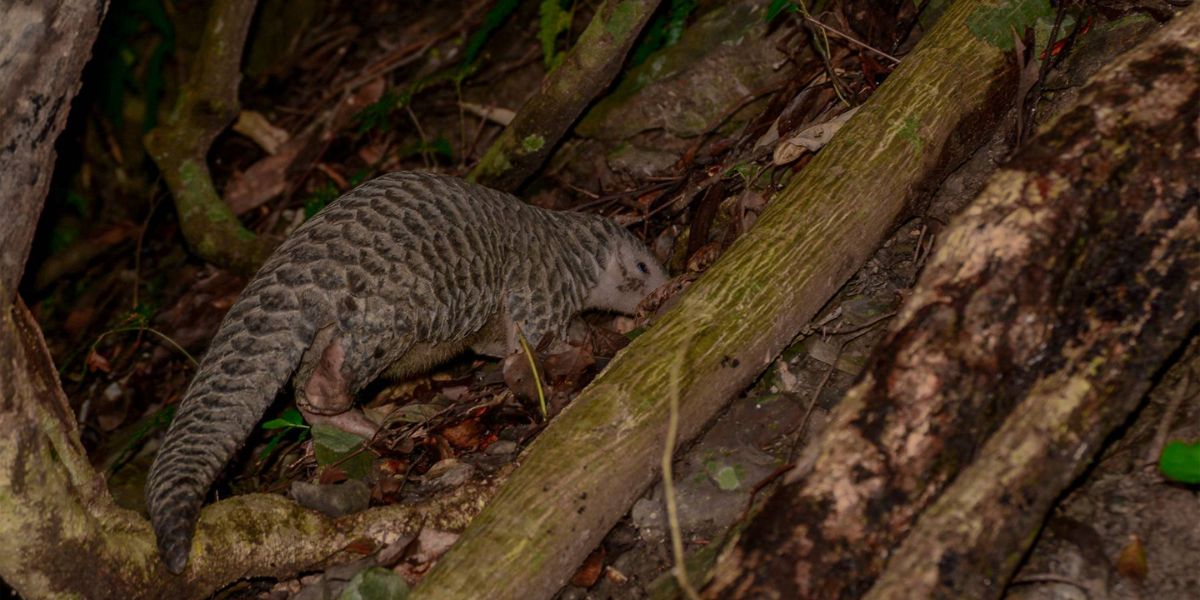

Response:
(637, 261), (649, 274)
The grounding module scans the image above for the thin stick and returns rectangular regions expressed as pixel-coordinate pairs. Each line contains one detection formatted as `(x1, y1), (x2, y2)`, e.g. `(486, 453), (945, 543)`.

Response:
(663, 338), (700, 599)
(516, 331), (548, 419)
(801, 15), (901, 64)
(1145, 369), (1193, 466)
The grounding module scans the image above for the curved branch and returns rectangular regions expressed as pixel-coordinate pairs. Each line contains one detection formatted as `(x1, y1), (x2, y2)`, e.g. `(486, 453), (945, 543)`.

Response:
(144, 0), (274, 274)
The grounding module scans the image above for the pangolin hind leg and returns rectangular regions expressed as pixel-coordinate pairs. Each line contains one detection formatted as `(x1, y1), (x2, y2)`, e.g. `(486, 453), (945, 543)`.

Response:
(294, 323), (379, 438)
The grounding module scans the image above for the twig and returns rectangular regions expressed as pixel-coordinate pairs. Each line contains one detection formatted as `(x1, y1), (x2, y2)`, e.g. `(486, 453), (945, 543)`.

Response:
(790, 311), (896, 463)
(801, 15), (901, 64)
(516, 331), (548, 419)
(1145, 369), (1193, 466)
(662, 337), (699, 600)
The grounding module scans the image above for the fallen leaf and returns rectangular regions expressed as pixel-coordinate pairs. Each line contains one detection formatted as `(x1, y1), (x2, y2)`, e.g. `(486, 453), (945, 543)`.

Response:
(1115, 534), (1148, 581)
(86, 348), (112, 373)
(440, 419), (485, 450)
(570, 547), (607, 588)
(773, 106), (861, 165)
(459, 102), (516, 126)
(233, 110), (290, 155)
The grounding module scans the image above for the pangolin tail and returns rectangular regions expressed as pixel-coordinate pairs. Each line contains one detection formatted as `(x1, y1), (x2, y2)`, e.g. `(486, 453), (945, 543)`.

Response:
(145, 289), (311, 574)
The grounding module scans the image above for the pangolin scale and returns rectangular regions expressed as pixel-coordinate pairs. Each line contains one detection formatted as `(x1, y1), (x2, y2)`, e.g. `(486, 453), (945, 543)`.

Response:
(146, 171), (667, 573)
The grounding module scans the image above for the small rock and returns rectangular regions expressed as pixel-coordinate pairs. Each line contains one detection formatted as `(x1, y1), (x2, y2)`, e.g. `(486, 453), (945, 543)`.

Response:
(486, 440), (518, 455)
(290, 479), (372, 517)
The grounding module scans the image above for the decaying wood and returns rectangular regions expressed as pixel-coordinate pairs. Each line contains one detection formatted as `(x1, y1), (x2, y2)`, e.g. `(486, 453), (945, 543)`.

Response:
(0, 297), (502, 597)
(0, 0), (110, 305)
(143, 0), (274, 274)
(867, 7), (1200, 598)
(469, 0), (661, 191)
(410, 1), (1042, 598)
(707, 4), (1200, 599)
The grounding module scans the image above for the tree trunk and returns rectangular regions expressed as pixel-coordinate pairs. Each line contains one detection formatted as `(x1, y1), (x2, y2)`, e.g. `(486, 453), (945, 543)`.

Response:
(410, 1), (1045, 598)
(706, 4), (1200, 598)
(0, 0), (110, 305)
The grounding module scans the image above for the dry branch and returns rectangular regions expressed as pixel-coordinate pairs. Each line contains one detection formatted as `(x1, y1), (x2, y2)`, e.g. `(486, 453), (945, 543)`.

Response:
(0, 0), (110, 304)
(144, 0), (274, 274)
(706, 4), (1200, 599)
(410, 1), (1042, 598)
(469, 0), (661, 191)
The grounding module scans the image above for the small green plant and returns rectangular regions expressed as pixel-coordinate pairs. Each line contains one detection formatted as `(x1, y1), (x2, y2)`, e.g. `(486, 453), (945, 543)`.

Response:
(766, 0), (799, 23)
(304, 171), (372, 219)
(95, 0), (176, 131)
(725, 162), (757, 186)
(403, 138), (454, 163)
(354, 91), (406, 134)
(539, 0), (574, 68)
(106, 405), (176, 474)
(303, 183), (341, 218)
(1159, 440), (1200, 484)
(258, 407), (310, 462)
(462, 0), (521, 73)
(630, 0), (697, 66)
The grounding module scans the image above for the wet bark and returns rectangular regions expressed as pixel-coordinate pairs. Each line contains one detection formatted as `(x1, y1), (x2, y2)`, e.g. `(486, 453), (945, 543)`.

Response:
(706, 4), (1200, 599)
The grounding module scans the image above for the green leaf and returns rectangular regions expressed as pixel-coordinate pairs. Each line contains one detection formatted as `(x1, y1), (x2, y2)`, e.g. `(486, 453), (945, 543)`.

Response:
(258, 408), (310, 462)
(391, 403), (444, 424)
(354, 91), (404, 134)
(338, 567), (410, 600)
(463, 0), (521, 67)
(630, 0), (697, 66)
(1159, 440), (1200, 484)
(312, 423), (373, 479)
(766, 0), (797, 23)
(538, 0), (572, 68)
(965, 0), (1054, 51)
(262, 407), (308, 430)
(704, 459), (745, 491)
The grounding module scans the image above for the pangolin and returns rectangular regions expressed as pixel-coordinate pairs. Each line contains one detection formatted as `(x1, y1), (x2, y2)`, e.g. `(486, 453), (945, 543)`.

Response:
(145, 171), (668, 573)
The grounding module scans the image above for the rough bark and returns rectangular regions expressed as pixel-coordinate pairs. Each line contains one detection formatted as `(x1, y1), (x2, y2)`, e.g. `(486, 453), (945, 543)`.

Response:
(410, 1), (1041, 598)
(143, 0), (274, 275)
(0, 298), (501, 597)
(469, 0), (661, 191)
(0, 0), (110, 305)
(706, 4), (1200, 599)
(864, 7), (1200, 598)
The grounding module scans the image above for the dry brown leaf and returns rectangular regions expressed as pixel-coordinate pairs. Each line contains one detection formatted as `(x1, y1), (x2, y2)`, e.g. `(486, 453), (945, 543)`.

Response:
(1115, 534), (1148, 581)
(569, 547), (607, 588)
(773, 106), (861, 165)
(233, 110), (290, 155)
